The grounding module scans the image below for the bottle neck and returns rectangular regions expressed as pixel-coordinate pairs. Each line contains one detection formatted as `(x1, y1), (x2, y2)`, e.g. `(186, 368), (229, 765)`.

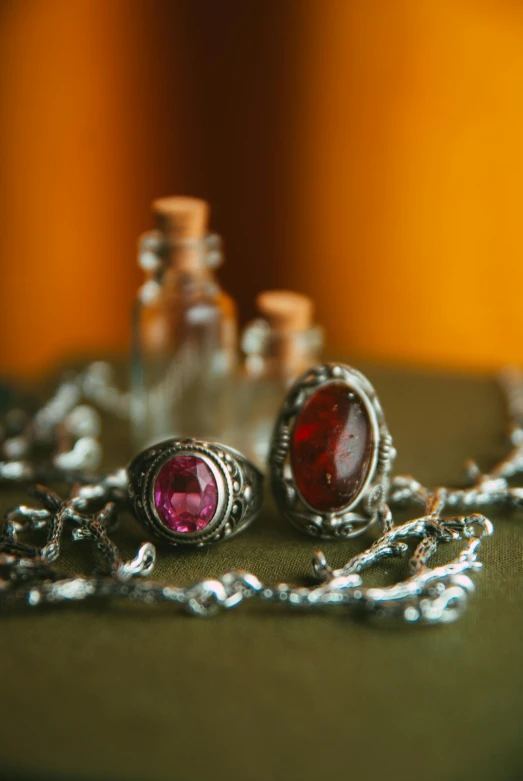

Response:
(264, 332), (321, 379)
(138, 231), (223, 294)
(162, 248), (215, 292)
(163, 238), (208, 275)
(243, 320), (324, 380)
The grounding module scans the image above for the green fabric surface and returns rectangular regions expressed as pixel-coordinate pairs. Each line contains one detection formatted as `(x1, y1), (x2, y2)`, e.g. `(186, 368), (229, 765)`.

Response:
(1, 364), (522, 781)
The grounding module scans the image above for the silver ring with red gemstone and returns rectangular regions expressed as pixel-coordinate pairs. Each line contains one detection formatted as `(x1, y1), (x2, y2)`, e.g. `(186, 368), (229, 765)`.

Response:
(127, 439), (263, 547)
(269, 363), (395, 540)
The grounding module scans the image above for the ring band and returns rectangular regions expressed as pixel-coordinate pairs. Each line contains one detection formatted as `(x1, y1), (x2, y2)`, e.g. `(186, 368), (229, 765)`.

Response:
(269, 363), (395, 540)
(128, 438), (263, 547)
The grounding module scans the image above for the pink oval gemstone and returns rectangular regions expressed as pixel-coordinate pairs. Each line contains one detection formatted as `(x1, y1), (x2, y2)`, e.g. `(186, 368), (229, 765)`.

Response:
(291, 382), (373, 512)
(154, 455), (218, 533)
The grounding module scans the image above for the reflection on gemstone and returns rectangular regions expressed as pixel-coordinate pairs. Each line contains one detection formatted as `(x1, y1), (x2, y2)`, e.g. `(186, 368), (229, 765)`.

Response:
(154, 455), (218, 533)
(291, 382), (373, 512)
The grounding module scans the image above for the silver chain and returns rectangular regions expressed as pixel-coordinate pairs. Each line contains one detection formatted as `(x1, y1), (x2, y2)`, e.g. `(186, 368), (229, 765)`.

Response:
(2, 364), (522, 624)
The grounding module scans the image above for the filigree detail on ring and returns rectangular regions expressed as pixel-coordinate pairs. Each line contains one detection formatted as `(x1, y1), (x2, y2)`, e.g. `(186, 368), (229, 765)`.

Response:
(128, 439), (263, 548)
(269, 364), (395, 540)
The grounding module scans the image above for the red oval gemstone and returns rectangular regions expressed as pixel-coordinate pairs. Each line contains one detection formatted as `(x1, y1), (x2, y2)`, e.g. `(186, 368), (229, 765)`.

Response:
(154, 455), (218, 533)
(291, 382), (374, 512)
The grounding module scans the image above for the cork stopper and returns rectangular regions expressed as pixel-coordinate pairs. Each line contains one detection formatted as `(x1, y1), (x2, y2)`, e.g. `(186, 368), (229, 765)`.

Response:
(152, 196), (209, 240)
(256, 290), (313, 333)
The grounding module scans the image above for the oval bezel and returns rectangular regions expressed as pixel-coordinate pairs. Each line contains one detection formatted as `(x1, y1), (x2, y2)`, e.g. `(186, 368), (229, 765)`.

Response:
(147, 448), (230, 544)
(269, 364), (394, 540)
(290, 379), (379, 515)
(134, 441), (233, 547)
(127, 439), (265, 548)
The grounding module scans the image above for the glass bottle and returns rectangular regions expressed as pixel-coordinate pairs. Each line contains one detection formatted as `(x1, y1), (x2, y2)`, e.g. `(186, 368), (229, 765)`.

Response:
(131, 197), (238, 449)
(237, 290), (324, 469)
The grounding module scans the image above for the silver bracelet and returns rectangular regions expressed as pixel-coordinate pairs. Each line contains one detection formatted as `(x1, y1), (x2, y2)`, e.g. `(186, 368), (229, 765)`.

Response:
(2, 362), (520, 625)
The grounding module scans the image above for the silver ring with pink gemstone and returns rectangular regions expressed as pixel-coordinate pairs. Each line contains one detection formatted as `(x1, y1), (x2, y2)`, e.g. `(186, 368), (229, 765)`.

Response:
(128, 439), (263, 547)
(269, 363), (396, 540)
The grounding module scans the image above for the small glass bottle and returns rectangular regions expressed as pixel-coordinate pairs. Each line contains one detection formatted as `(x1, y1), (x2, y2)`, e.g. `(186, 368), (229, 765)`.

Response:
(131, 197), (238, 449)
(237, 290), (324, 469)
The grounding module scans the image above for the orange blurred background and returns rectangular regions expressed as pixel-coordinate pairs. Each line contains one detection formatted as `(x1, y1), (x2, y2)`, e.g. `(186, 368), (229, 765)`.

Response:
(1, 0), (522, 377)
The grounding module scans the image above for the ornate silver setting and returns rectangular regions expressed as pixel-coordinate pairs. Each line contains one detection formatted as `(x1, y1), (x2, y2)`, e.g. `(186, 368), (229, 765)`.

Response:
(270, 363), (396, 539)
(127, 438), (263, 547)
